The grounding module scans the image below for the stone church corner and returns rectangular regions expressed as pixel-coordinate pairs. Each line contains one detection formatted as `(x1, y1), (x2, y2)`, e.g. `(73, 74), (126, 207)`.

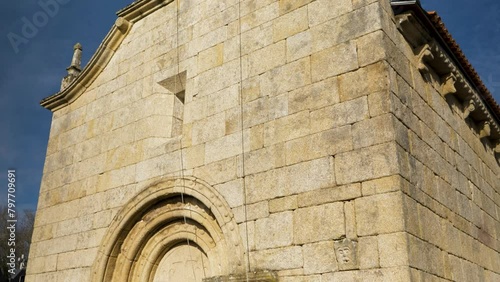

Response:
(28, 0), (500, 281)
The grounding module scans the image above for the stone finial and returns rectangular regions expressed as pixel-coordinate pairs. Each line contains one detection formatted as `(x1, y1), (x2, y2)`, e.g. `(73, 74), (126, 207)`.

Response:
(441, 73), (457, 97)
(334, 238), (358, 271)
(70, 43), (83, 71)
(462, 99), (476, 119)
(60, 43), (83, 91)
(478, 121), (491, 139)
(115, 17), (131, 33)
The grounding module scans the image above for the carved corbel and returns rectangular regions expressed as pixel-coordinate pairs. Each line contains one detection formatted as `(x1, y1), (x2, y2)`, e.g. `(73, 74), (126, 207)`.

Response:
(415, 44), (434, 75)
(495, 141), (500, 153)
(334, 238), (358, 271)
(494, 141), (500, 163)
(441, 73), (457, 97)
(462, 99), (476, 119)
(478, 121), (491, 139)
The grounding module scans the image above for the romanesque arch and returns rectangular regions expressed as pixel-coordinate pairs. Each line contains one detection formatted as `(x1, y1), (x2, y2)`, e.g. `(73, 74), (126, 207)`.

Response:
(91, 177), (245, 282)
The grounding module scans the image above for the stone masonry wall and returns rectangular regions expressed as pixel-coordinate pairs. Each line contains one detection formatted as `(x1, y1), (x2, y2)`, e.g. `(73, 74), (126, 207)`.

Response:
(377, 5), (500, 282)
(26, 0), (499, 281)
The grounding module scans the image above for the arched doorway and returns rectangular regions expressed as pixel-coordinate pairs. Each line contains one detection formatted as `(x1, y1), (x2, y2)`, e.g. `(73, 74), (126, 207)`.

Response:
(153, 243), (209, 282)
(91, 177), (245, 282)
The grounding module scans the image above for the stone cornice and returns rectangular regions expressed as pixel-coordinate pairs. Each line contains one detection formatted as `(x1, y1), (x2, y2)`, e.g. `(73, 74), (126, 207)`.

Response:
(40, 0), (174, 111)
(396, 11), (500, 146)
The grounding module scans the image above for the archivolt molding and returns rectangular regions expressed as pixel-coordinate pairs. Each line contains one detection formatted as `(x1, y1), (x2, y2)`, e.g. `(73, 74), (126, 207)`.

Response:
(40, 0), (174, 111)
(91, 177), (245, 282)
(397, 12), (500, 149)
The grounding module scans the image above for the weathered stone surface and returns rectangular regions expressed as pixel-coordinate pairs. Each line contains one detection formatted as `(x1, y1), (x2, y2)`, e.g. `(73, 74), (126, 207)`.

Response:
(311, 41), (358, 82)
(297, 184), (361, 208)
(338, 61), (389, 102)
(310, 96), (369, 133)
(355, 192), (405, 236)
(250, 246), (303, 270)
(308, 0), (352, 27)
(260, 56), (311, 97)
(303, 241), (338, 274)
(255, 212), (293, 250)
(293, 203), (345, 244)
(273, 6), (308, 42)
(358, 236), (379, 269)
(335, 142), (401, 185)
(378, 232), (409, 267)
(247, 40), (286, 77)
(31, 0), (500, 281)
(278, 0), (312, 14)
(268, 196), (297, 213)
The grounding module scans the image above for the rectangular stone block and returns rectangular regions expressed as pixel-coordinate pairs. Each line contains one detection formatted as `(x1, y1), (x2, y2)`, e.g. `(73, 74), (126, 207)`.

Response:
(355, 192), (404, 236)
(243, 96), (270, 128)
(241, 2), (279, 32)
(303, 241), (337, 274)
(197, 59), (240, 96)
(191, 112), (226, 145)
(297, 184), (361, 208)
(247, 201), (270, 221)
(205, 132), (243, 163)
(285, 125), (352, 165)
(273, 6), (308, 42)
(215, 178), (244, 208)
(338, 61), (389, 102)
(378, 232), (409, 267)
(293, 202), (345, 244)
(323, 266), (411, 281)
(311, 41), (358, 82)
(279, 0), (312, 14)
(408, 234), (445, 278)
(241, 23), (273, 55)
(358, 236), (379, 269)
(288, 76), (339, 114)
(335, 142), (401, 185)
(310, 4), (383, 54)
(260, 56), (311, 97)
(193, 156), (240, 185)
(310, 96), (369, 133)
(264, 110), (310, 146)
(269, 196), (298, 213)
(352, 113), (396, 149)
(361, 175), (405, 196)
(286, 157), (335, 195)
(286, 30), (312, 62)
(56, 248), (97, 270)
(247, 40), (286, 77)
(255, 211), (293, 250)
(250, 246), (303, 270)
(307, 0), (352, 27)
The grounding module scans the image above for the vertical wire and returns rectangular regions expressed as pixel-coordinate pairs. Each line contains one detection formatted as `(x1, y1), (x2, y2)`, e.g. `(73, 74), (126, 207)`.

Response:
(236, 0), (251, 280)
(175, 0), (198, 280)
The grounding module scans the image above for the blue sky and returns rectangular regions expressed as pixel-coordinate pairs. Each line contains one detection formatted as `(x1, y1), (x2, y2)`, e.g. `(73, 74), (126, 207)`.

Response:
(0, 0), (498, 213)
